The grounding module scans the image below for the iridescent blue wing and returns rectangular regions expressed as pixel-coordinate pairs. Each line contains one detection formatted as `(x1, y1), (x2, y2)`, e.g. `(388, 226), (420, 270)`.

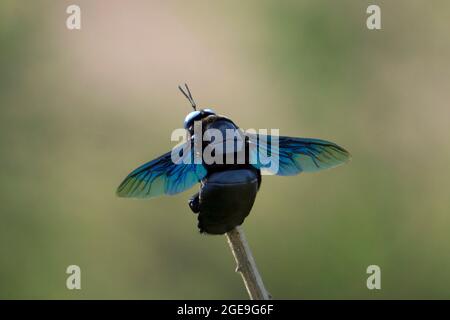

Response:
(248, 134), (350, 176)
(117, 141), (206, 198)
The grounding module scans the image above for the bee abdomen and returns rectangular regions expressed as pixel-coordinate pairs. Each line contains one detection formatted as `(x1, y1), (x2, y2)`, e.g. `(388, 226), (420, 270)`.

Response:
(198, 169), (259, 235)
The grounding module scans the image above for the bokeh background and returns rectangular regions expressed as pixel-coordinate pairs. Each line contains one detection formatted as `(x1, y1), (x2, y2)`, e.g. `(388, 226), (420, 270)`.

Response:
(1, 0), (449, 299)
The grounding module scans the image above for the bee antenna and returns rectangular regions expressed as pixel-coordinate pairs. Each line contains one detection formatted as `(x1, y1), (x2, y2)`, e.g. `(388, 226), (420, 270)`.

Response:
(178, 83), (197, 111)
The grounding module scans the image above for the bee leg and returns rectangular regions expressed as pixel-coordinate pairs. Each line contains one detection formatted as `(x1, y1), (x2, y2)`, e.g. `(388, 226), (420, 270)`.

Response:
(188, 192), (200, 214)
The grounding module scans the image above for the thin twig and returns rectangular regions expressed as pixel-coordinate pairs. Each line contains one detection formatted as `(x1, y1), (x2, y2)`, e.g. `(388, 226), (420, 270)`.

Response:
(226, 226), (271, 300)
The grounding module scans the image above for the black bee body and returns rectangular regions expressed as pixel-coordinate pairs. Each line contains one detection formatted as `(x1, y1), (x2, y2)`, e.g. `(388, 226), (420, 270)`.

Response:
(187, 115), (261, 234)
(117, 85), (350, 236)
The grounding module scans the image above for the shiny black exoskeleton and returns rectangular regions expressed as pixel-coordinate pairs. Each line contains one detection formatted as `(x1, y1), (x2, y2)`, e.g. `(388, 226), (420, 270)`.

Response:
(117, 84), (350, 235)
(184, 112), (261, 234)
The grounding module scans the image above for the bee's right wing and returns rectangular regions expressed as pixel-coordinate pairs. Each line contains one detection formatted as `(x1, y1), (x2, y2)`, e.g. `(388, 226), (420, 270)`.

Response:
(248, 133), (350, 176)
(116, 140), (206, 198)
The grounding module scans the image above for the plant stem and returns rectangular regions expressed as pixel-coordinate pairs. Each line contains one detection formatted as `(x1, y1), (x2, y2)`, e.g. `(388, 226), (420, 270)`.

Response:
(226, 226), (271, 300)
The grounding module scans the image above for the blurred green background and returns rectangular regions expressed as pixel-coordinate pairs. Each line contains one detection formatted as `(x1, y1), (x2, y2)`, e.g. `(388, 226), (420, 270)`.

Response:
(1, 0), (449, 299)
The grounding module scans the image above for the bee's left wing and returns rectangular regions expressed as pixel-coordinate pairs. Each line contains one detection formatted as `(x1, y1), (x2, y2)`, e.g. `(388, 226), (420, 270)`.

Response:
(248, 134), (350, 176)
(116, 140), (206, 198)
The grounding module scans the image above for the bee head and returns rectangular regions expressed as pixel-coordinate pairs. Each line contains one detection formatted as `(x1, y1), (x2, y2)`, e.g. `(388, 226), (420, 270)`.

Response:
(183, 109), (216, 130)
(178, 84), (216, 130)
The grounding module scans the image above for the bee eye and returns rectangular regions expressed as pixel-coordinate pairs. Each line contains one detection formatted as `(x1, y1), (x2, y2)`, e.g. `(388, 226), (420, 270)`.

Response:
(184, 111), (201, 129)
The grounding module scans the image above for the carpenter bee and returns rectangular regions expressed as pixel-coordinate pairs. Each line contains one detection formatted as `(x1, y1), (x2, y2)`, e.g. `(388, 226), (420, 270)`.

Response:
(117, 84), (350, 234)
